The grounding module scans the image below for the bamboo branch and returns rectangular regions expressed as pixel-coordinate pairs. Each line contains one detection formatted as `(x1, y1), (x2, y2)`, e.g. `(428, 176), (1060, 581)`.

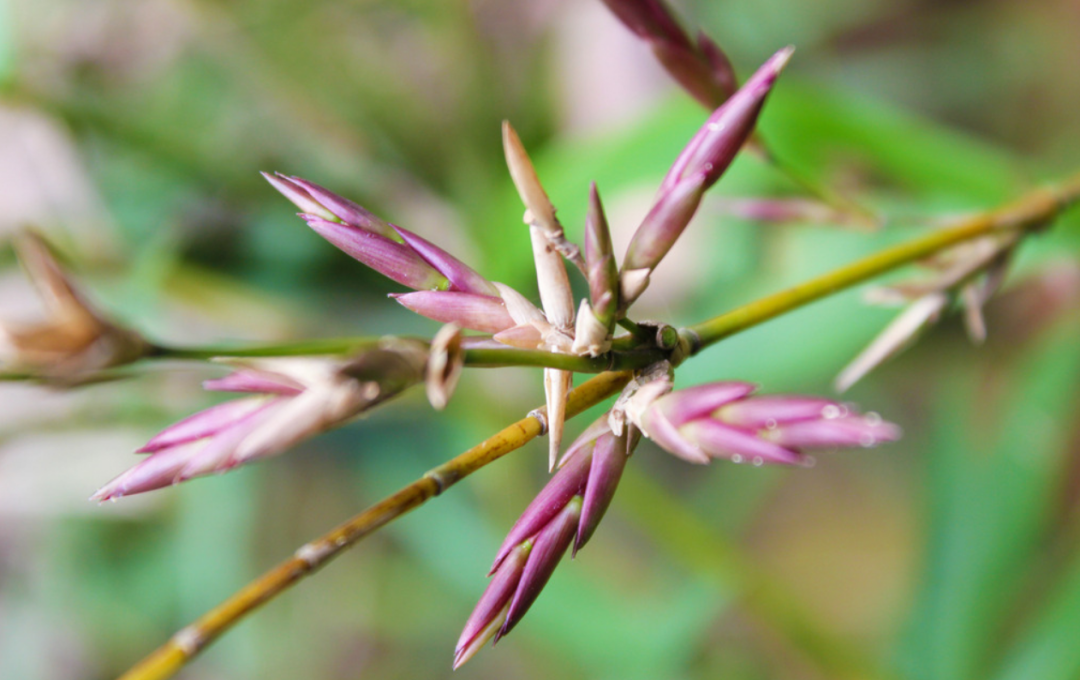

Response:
(118, 173), (1080, 680)
(117, 370), (632, 680)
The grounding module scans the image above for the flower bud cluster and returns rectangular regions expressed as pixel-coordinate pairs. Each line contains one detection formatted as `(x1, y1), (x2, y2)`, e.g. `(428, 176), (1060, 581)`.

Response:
(455, 421), (637, 668)
(634, 381), (900, 466)
(93, 340), (429, 501)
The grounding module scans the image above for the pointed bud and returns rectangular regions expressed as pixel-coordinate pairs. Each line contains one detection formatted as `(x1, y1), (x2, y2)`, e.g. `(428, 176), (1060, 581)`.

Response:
(426, 324), (464, 410)
(455, 541), (531, 669)
(302, 215), (447, 291)
(492, 324), (545, 350)
(575, 429), (633, 553)
(392, 226), (498, 296)
(622, 171), (708, 274)
(660, 47), (792, 194)
(502, 121), (558, 234)
(265, 173), (397, 239)
(490, 445), (592, 574)
(585, 183), (619, 330)
(391, 291), (515, 334)
(499, 496), (582, 638)
(544, 367), (573, 471)
(764, 414), (901, 450)
(717, 395), (836, 429)
(834, 292), (948, 393)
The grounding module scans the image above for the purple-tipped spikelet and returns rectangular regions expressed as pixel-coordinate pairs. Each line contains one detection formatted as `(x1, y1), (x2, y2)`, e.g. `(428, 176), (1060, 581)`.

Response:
(621, 48), (793, 303)
(93, 346), (428, 501)
(457, 420), (636, 668)
(599, 0), (737, 109)
(636, 382), (900, 466)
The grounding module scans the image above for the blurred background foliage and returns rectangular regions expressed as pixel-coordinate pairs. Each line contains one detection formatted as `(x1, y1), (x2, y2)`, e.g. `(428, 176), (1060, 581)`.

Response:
(1, 0), (1079, 679)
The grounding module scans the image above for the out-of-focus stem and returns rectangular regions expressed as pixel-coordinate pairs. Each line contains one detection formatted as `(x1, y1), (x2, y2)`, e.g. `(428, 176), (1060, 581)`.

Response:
(116, 370), (632, 680)
(687, 172), (1080, 353)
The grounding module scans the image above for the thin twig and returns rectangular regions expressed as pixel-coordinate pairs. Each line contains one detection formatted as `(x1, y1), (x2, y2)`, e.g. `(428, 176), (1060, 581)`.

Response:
(118, 174), (1080, 680)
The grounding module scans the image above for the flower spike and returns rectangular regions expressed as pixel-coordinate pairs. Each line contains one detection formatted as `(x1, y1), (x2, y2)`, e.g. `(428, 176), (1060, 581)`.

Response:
(636, 382), (899, 466)
(460, 419), (637, 667)
(92, 343), (428, 501)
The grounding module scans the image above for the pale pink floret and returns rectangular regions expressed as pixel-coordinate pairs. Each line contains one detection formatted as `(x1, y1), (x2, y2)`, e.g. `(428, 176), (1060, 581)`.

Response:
(92, 358), (390, 501)
(638, 382), (900, 466)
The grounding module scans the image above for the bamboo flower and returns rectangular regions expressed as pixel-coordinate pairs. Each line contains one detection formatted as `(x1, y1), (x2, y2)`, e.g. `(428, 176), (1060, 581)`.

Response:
(457, 421), (636, 668)
(0, 232), (148, 379)
(621, 47), (793, 305)
(635, 382), (900, 466)
(92, 343), (427, 500)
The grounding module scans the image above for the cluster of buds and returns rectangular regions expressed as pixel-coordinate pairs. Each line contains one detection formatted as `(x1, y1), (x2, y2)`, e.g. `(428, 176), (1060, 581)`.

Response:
(0, 232), (148, 380)
(455, 420), (637, 668)
(836, 232), (1018, 392)
(92, 336), (459, 501)
(633, 378), (900, 466)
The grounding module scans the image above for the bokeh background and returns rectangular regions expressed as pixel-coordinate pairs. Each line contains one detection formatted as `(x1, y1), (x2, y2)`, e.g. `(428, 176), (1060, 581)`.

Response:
(2, 0), (1080, 678)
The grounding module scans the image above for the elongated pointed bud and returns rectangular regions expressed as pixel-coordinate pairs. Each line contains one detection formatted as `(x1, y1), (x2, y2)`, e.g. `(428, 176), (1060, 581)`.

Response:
(575, 429), (633, 553)
(392, 226), (498, 296)
(490, 444), (593, 574)
(622, 171), (708, 274)
(834, 292), (948, 393)
(502, 121), (558, 235)
(544, 367), (572, 471)
(302, 215), (447, 291)
(498, 496), (582, 639)
(660, 47), (793, 194)
(264, 173), (398, 239)
(455, 541), (531, 669)
(621, 48), (792, 301)
(391, 291), (515, 334)
(585, 183), (618, 330)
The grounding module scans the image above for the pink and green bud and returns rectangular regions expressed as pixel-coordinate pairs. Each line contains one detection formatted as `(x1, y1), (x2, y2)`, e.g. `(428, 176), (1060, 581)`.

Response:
(638, 382), (899, 466)
(660, 47), (792, 195)
(490, 443), (593, 574)
(622, 171), (708, 274)
(499, 496), (582, 639)
(392, 226), (498, 297)
(576, 428), (635, 553)
(454, 542), (530, 669)
(585, 183), (619, 330)
(621, 48), (792, 287)
(302, 215), (448, 291)
(391, 291), (515, 334)
(263, 173), (397, 239)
